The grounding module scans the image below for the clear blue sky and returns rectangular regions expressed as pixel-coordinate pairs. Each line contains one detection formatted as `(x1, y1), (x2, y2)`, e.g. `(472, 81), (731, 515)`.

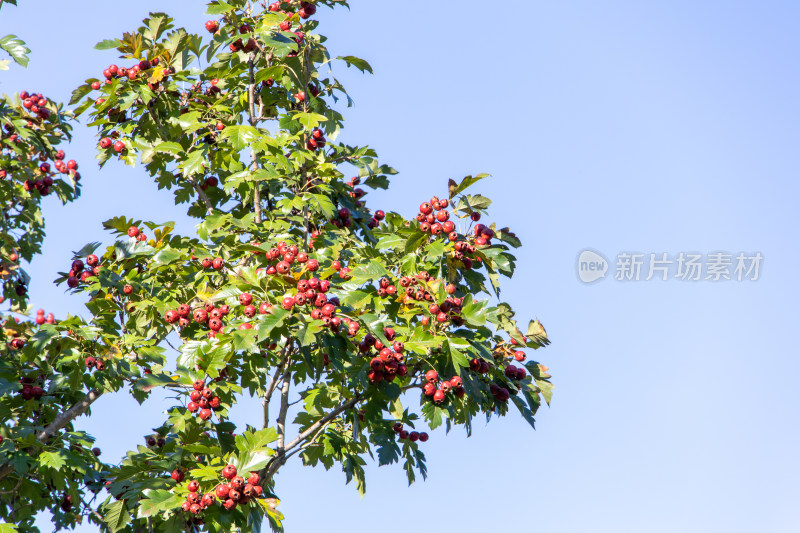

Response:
(3, 1), (799, 531)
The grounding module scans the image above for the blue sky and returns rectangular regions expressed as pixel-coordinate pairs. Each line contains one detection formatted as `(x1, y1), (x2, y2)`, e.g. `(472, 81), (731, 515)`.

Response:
(3, 1), (800, 531)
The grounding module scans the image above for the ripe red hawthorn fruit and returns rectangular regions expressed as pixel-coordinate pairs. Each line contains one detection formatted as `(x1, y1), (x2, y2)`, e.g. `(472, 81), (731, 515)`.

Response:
(215, 484), (230, 499)
(212, 257), (224, 270)
(433, 390), (446, 404)
(450, 376), (463, 388)
(193, 308), (208, 323)
(209, 318), (223, 331)
(279, 20), (292, 31)
(201, 257), (212, 269)
(127, 226), (139, 238)
(205, 20), (219, 33)
(409, 431), (420, 442)
(84, 356), (96, 369)
(307, 258), (320, 271)
(238, 293), (253, 306)
(223, 498), (237, 510)
(399, 430), (409, 440)
(113, 140), (126, 153)
(419, 432), (429, 442)
(164, 310), (179, 324)
(92, 447), (102, 457)
(230, 476), (245, 491)
(171, 469), (185, 482)
(222, 465), (237, 480)
(199, 408), (212, 420)
(423, 382), (436, 396)
(248, 472), (260, 486)
(99, 137), (112, 149)
(188, 480), (200, 493)
(425, 369), (439, 383)
(515, 350), (526, 362)
(516, 367), (527, 379)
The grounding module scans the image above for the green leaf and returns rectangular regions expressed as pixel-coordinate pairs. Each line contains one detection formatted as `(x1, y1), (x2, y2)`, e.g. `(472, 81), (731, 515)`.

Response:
(297, 318), (323, 347)
(337, 55), (373, 74)
(0, 35), (30, 67)
(154, 141), (184, 156)
(0, 523), (19, 533)
(94, 38), (124, 50)
(137, 489), (185, 518)
(536, 379), (554, 406)
(294, 112), (327, 130)
(450, 173), (490, 198)
(134, 373), (179, 392)
(207, 1), (234, 14)
(180, 150), (206, 177)
(103, 500), (131, 533)
(151, 247), (183, 266)
(69, 83), (93, 105)
(219, 125), (260, 151)
(38, 450), (67, 470)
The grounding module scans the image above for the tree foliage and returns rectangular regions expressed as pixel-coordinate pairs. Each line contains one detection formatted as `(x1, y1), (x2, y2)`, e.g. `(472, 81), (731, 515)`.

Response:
(0, 1), (552, 531)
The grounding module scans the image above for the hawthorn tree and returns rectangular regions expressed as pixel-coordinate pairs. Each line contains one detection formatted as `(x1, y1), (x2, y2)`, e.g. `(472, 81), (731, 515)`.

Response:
(0, 1), (552, 532)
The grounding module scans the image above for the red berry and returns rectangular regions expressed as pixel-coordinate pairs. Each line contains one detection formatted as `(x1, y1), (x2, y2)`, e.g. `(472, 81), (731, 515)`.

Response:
(205, 20), (220, 33)
(425, 369), (438, 383)
(171, 469), (185, 482)
(222, 465), (237, 480)
(188, 480), (200, 492)
(419, 432), (429, 442)
(433, 390), (445, 404)
(113, 141), (126, 153)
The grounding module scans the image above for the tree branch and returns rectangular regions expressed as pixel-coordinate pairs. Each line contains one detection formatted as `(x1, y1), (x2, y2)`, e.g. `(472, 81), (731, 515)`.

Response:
(275, 368), (291, 454)
(247, 57), (263, 225)
(0, 388), (103, 483)
(36, 389), (102, 442)
(263, 393), (362, 482)
(262, 349), (290, 429)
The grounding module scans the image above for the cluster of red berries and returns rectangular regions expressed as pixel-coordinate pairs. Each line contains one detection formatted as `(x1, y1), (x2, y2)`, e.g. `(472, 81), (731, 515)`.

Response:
(187, 380), (222, 421)
(392, 423), (429, 443)
(306, 127), (326, 151)
(145, 434), (167, 448)
(422, 370), (465, 405)
(360, 330), (408, 384)
(504, 364), (528, 381)
(8, 336), (25, 350)
(10, 144), (81, 196)
(269, 1), (317, 19)
(174, 465), (263, 514)
(227, 24), (258, 53)
(19, 91), (52, 120)
(66, 254), (101, 289)
(416, 197), (456, 238)
(83, 355), (106, 372)
(18, 377), (44, 400)
(98, 133), (126, 154)
(489, 383), (511, 403)
(255, 241), (321, 275)
(396, 273), (466, 326)
(127, 225), (148, 242)
(366, 209), (386, 229)
(469, 357), (492, 375)
(199, 256), (225, 271)
(94, 60), (161, 86)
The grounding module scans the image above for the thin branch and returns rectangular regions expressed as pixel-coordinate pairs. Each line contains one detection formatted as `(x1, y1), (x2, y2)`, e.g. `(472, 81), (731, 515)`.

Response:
(264, 394), (363, 482)
(0, 389), (103, 483)
(36, 389), (102, 442)
(262, 348), (290, 429)
(188, 177), (215, 215)
(275, 367), (291, 454)
(247, 57), (263, 224)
